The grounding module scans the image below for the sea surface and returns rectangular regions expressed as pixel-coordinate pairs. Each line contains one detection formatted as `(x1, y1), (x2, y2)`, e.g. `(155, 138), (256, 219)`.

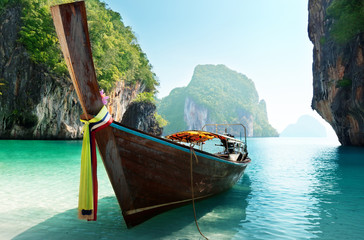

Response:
(1, 137), (364, 240)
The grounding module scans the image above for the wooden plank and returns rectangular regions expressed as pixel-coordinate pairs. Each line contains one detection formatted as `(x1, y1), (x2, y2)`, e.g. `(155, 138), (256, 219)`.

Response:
(113, 130), (247, 208)
(50, 2), (134, 213)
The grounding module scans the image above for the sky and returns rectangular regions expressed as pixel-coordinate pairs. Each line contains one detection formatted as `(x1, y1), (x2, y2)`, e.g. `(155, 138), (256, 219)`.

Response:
(104, 0), (337, 137)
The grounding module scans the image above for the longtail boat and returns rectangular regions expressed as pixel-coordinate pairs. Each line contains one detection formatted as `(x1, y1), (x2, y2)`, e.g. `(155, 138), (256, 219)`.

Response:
(50, 1), (251, 228)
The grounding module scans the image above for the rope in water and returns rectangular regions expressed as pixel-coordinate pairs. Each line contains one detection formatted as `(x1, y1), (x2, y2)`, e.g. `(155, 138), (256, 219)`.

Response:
(190, 145), (209, 240)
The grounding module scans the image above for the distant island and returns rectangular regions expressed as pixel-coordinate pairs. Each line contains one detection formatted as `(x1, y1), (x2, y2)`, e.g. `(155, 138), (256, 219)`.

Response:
(280, 115), (326, 137)
(157, 64), (278, 137)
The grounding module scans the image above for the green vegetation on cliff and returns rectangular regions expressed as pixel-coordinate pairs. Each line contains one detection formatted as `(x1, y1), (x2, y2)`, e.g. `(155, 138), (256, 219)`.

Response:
(327, 0), (364, 43)
(158, 87), (188, 134)
(1, 0), (158, 93)
(0, 82), (4, 95)
(158, 65), (278, 137)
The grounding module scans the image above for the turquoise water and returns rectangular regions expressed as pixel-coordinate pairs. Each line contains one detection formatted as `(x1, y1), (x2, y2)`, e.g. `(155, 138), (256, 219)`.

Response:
(1, 138), (364, 239)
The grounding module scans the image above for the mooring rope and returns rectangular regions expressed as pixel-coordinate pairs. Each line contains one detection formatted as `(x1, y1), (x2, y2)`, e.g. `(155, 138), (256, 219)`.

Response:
(190, 145), (209, 240)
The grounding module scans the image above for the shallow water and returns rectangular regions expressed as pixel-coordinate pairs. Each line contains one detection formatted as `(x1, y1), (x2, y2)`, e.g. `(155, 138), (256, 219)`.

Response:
(1, 138), (364, 239)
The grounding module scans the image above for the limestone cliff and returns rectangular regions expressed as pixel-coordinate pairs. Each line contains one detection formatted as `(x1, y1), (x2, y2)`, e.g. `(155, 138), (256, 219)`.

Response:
(184, 96), (208, 130)
(121, 101), (162, 136)
(0, 6), (81, 139)
(158, 64), (278, 137)
(183, 96), (254, 136)
(308, 0), (364, 146)
(0, 5), (158, 139)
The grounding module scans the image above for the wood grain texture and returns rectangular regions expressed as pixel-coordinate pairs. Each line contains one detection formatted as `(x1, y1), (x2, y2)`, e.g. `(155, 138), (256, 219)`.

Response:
(50, 1), (134, 215)
(111, 122), (247, 227)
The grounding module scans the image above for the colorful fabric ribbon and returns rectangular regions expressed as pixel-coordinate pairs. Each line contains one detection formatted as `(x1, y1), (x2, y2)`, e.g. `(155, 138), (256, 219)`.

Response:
(78, 106), (113, 221)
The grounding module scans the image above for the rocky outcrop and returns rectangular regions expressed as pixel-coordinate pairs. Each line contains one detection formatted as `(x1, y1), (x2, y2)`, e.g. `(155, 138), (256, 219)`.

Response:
(158, 64), (277, 137)
(108, 81), (143, 122)
(0, 5), (159, 139)
(236, 109), (254, 137)
(184, 97), (208, 130)
(121, 101), (162, 136)
(0, 6), (83, 139)
(183, 96), (254, 136)
(308, 0), (364, 146)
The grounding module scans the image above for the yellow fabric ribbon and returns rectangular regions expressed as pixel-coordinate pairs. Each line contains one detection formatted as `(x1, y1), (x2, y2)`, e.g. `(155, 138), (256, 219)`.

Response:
(78, 119), (94, 219)
(78, 106), (112, 220)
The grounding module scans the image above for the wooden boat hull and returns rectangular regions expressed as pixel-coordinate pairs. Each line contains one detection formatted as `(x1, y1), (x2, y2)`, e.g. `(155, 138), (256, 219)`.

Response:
(50, 1), (250, 228)
(110, 122), (248, 227)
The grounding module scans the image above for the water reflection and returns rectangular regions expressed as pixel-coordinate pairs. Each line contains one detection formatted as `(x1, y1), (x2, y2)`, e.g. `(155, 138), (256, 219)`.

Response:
(2, 140), (252, 240)
(12, 173), (252, 240)
(237, 138), (343, 239)
(240, 138), (364, 240)
(309, 146), (364, 240)
(4, 139), (364, 239)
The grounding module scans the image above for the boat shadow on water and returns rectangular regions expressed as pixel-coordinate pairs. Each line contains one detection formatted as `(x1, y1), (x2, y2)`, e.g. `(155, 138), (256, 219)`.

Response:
(13, 175), (251, 240)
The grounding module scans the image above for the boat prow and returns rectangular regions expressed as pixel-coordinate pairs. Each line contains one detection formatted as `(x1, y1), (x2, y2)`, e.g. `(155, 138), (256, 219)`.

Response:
(51, 1), (251, 228)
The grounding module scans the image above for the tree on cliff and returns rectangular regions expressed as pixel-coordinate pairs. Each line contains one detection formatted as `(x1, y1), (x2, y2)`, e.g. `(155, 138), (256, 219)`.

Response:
(2, 0), (159, 93)
(327, 0), (364, 43)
